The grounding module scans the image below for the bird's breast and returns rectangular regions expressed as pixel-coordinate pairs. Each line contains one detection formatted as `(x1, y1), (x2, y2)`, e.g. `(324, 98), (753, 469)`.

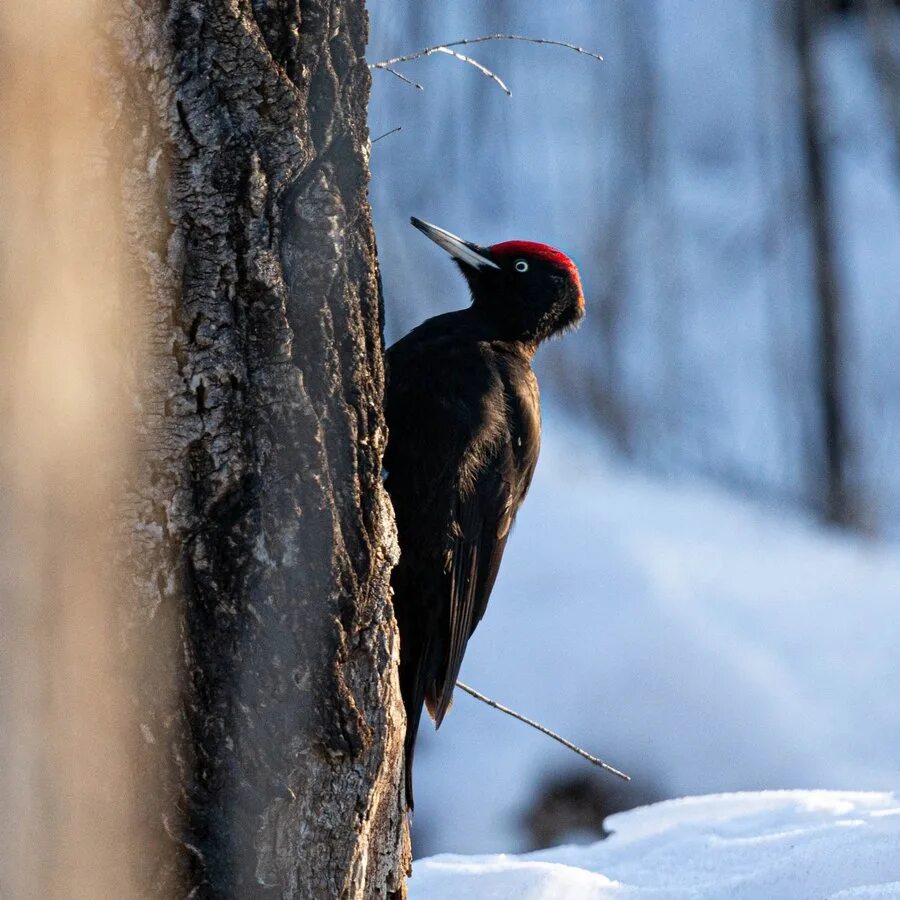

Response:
(492, 351), (541, 485)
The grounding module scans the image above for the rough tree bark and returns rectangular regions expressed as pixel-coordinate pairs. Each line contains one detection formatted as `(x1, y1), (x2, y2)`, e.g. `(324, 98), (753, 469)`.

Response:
(113, 1), (410, 896)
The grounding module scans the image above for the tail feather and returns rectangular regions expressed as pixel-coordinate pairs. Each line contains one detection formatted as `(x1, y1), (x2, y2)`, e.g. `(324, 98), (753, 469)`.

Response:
(400, 634), (430, 811)
(424, 689), (453, 725)
(403, 702), (420, 811)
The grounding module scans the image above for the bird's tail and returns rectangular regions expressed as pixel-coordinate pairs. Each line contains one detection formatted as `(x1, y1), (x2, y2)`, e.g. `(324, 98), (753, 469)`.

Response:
(400, 636), (430, 811)
(403, 704), (420, 812)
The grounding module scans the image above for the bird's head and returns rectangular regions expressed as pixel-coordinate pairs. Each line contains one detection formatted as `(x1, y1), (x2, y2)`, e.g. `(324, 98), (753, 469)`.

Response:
(411, 217), (585, 345)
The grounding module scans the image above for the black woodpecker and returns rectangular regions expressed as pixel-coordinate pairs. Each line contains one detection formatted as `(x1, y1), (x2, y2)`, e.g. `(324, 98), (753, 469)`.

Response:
(384, 217), (586, 809)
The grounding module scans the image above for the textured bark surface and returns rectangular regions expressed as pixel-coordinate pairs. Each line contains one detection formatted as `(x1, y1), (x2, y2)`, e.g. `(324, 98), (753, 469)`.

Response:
(112, 1), (409, 895)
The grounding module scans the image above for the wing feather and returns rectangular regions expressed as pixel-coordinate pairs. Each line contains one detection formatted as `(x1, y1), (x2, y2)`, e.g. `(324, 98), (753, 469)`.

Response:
(427, 443), (515, 725)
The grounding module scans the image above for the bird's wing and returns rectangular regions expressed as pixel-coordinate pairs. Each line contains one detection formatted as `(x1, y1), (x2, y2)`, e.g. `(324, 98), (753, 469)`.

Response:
(427, 437), (518, 726)
(385, 328), (539, 738)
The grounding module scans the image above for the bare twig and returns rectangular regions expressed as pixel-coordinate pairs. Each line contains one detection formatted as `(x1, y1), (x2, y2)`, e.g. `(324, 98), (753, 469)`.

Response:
(376, 66), (423, 91)
(456, 681), (630, 782)
(374, 34), (604, 67)
(430, 46), (511, 95)
(370, 33), (603, 96)
(371, 126), (402, 144)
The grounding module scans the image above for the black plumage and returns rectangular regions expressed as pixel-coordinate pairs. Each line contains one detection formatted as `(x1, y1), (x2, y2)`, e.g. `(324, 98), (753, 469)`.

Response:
(384, 218), (585, 808)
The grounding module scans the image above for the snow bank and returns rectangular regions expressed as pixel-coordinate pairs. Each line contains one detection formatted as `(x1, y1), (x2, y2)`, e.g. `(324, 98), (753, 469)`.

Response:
(411, 790), (900, 899)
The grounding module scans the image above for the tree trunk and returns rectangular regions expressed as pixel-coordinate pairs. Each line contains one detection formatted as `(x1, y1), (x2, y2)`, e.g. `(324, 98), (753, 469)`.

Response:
(112, 1), (409, 896)
(863, 0), (900, 181)
(794, 0), (859, 528)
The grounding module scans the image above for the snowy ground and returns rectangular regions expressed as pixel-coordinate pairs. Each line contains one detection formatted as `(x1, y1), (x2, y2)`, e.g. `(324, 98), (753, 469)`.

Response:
(410, 411), (900, 857)
(411, 790), (900, 899)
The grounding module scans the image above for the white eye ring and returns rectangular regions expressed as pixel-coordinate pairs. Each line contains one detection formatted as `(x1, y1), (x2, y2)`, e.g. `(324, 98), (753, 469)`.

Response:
(514, 259), (529, 273)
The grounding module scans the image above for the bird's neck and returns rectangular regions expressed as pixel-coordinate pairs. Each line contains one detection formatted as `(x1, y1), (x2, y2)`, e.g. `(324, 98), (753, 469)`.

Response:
(467, 305), (539, 358)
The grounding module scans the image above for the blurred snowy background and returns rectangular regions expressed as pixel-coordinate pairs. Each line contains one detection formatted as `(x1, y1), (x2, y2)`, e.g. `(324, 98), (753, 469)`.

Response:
(367, 0), (900, 859)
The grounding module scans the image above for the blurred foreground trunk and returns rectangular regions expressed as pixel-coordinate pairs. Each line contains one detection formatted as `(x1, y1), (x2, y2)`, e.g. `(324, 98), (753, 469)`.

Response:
(0, 3), (146, 895)
(0, 1), (409, 897)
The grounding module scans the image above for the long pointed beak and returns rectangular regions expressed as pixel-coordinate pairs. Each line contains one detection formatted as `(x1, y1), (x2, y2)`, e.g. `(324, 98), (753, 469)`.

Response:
(410, 217), (500, 271)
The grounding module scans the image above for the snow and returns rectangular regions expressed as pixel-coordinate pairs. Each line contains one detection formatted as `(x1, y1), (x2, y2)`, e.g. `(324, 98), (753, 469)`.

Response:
(411, 790), (900, 899)
(410, 413), (900, 856)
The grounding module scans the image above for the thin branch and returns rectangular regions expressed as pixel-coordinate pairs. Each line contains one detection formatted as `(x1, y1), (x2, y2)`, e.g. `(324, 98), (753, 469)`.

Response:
(371, 126), (402, 144)
(370, 33), (603, 96)
(375, 65), (423, 91)
(373, 34), (604, 67)
(430, 46), (510, 95)
(456, 681), (630, 782)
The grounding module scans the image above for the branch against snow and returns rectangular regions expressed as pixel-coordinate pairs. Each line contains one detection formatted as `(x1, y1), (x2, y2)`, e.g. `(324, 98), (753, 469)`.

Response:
(370, 33), (604, 96)
(456, 681), (630, 782)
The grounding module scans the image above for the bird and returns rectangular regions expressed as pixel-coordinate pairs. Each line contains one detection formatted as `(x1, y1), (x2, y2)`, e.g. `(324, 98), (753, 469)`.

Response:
(384, 217), (585, 810)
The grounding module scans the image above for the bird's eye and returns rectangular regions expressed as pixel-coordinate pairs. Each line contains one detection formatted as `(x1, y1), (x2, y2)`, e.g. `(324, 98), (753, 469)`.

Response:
(514, 260), (529, 273)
